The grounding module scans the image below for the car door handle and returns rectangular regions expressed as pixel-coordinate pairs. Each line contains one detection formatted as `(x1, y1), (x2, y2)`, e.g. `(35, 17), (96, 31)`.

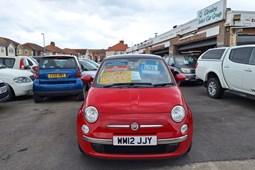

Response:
(244, 69), (252, 72)
(224, 65), (230, 69)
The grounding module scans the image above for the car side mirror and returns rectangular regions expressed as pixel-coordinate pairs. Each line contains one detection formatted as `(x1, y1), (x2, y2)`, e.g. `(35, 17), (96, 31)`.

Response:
(175, 73), (185, 83)
(81, 75), (93, 83)
(170, 63), (175, 67)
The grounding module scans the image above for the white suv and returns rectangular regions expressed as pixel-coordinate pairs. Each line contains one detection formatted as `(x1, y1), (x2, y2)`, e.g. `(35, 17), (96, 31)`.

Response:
(0, 56), (38, 74)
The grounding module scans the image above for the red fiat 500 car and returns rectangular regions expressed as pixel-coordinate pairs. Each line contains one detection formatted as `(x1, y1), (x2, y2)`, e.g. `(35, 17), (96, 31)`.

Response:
(77, 54), (193, 159)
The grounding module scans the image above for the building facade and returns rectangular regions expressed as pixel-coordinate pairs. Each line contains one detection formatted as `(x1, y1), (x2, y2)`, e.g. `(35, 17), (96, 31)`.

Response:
(106, 40), (128, 57)
(0, 37), (18, 56)
(45, 42), (64, 55)
(127, 0), (255, 57)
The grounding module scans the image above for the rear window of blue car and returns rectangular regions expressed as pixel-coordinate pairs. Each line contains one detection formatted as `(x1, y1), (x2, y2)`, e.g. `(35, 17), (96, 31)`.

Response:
(39, 57), (78, 69)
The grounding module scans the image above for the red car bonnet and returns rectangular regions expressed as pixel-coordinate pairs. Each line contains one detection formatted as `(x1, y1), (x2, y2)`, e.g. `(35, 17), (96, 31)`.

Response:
(85, 86), (185, 114)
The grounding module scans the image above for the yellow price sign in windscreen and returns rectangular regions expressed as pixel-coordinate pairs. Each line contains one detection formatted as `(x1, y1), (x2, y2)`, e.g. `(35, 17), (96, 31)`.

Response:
(99, 71), (132, 84)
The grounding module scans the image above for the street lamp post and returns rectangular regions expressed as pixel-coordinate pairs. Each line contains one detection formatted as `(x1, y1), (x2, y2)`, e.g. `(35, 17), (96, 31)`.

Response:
(41, 33), (45, 56)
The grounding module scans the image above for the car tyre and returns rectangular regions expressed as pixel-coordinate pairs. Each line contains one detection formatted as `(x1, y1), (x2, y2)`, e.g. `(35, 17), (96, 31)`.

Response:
(78, 143), (91, 158)
(76, 88), (85, 101)
(77, 93), (84, 101)
(182, 143), (192, 157)
(33, 94), (43, 103)
(78, 143), (85, 154)
(207, 77), (224, 99)
(5, 84), (14, 102)
(76, 83), (89, 101)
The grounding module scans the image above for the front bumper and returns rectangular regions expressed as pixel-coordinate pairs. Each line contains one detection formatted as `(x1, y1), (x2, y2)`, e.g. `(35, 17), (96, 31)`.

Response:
(10, 82), (33, 97)
(79, 134), (192, 159)
(82, 135), (188, 145)
(182, 73), (198, 81)
(78, 122), (192, 159)
(77, 103), (193, 159)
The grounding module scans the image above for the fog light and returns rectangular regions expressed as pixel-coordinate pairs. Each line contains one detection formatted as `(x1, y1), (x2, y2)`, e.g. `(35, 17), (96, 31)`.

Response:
(82, 125), (89, 134)
(181, 124), (188, 134)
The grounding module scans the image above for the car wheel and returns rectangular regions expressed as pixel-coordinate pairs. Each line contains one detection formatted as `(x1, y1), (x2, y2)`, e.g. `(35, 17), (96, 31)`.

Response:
(33, 94), (44, 103)
(77, 92), (84, 101)
(76, 83), (89, 101)
(186, 143), (192, 153)
(78, 143), (85, 154)
(76, 88), (85, 101)
(78, 143), (90, 158)
(5, 84), (15, 102)
(183, 143), (192, 156)
(207, 77), (224, 99)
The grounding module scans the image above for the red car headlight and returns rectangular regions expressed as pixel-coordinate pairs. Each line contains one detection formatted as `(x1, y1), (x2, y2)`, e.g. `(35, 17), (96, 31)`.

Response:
(84, 106), (99, 123)
(171, 105), (186, 123)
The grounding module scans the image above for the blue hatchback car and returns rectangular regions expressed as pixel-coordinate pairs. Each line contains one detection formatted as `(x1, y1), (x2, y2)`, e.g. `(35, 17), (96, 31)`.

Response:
(33, 55), (84, 103)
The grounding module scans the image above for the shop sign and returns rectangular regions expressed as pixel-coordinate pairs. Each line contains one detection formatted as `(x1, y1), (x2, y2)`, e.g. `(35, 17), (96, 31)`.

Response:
(197, 0), (226, 28)
(226, 11), (255, 26)
(136, 39), (153, 49)
(242, 16), (255, 26)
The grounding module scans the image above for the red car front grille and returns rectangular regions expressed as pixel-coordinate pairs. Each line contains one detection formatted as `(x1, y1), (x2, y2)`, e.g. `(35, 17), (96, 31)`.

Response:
(91, 143), (179, 154)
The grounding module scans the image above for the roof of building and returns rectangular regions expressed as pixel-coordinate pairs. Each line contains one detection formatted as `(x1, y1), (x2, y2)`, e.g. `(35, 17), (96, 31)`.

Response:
(91, 49), (106, 57)
(0, 37), (19, 47)
(63, 48), (79, 55)
(45, 42), (64, 53)
(24, 43), (44, 51)
(71, 49), (87, 55)
(106, 54), (161, 60)
(107, 40), (128, 51)
(0, 38), (8, 47)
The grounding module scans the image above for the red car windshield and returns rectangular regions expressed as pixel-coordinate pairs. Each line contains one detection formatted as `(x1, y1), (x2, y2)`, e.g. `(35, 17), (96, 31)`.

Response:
(94, 58), (173, 88)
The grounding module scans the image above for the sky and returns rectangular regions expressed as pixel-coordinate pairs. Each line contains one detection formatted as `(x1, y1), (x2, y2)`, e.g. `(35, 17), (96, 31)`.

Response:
(0, 0), (254, 49)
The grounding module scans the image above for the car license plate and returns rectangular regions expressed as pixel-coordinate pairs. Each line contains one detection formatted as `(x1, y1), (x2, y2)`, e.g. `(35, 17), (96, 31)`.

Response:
(113, 136), (157, 146)
(48, 74), (66, 78)
(0, 86), (7, 94)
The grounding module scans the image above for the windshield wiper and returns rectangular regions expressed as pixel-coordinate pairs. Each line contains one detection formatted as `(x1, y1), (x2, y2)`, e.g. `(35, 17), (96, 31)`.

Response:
(153, 83), (174, 87)
(103, 82), (153, 88)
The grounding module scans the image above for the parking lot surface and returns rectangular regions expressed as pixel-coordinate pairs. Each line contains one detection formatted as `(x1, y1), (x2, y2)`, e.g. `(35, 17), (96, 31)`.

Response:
(0, 85), (255, 170)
